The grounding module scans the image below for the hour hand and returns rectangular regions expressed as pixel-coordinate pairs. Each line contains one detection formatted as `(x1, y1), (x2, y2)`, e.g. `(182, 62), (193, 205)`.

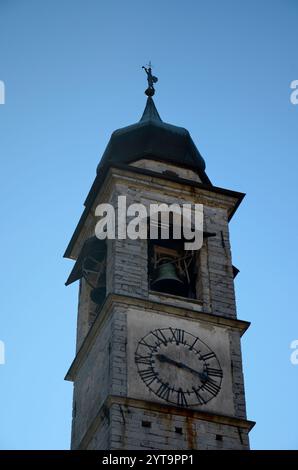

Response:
(156, 354), (208, 382)
(156, 354), (179, 367)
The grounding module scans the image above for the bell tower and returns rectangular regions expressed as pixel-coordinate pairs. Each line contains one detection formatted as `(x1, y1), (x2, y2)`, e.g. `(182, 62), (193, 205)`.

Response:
(64, 71), (254, 450)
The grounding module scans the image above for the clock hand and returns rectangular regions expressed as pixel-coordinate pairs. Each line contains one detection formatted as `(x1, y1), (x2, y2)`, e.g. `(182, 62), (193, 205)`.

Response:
(180, 363), (208, 382)
(156, 354), (181, 367)
(156, 354), (208, 381)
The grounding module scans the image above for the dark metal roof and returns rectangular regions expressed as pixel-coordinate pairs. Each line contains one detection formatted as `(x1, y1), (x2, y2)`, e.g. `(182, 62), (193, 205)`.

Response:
(96, 97), (207, 176)
(64, 97), (246, 260)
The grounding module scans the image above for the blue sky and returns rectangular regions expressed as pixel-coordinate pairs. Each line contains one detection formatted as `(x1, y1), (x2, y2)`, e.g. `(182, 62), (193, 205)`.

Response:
(0, 0), (297, 450)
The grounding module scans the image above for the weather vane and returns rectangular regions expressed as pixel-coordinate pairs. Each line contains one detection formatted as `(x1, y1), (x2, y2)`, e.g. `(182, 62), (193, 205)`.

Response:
(142, 61), (158, 96)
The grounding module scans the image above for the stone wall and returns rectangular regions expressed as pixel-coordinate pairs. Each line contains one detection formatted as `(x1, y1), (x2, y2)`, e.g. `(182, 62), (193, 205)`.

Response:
(69, 299), (250, 449)
(86, 402), (250, 450)
(70, 307), (127, 449)
(67, 164), (251, 450)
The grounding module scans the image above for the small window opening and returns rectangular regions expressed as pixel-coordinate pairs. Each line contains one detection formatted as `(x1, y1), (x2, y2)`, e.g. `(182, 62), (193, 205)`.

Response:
(175, 427), (183, 434)
(142, 420), (151, 428)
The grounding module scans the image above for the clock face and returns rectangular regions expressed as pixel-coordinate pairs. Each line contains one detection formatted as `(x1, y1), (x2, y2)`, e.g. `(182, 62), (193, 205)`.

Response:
(135, 327), (223, 407)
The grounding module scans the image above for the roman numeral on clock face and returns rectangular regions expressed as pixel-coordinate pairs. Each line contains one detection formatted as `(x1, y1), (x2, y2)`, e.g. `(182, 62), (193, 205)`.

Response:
(206, 367), (223, 378)
(150, 329), (168, 346)
(169, 328), (185, 345)
(202, 378), (221, 397)
(135, 354), (153, 365)
(156, 382), (171, 401)
(177, 389), (188, 407)
(139, 367), (158, 386)
(200, 351), (216, 361)
(139, 339), (157, 353)
(192, 387), (206, 405)
(189, 337), (198, 351)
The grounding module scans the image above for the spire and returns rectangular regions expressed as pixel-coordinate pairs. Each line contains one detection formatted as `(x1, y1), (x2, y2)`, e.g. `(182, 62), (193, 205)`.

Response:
(140, 63), (162, 122)
(139, 96), (162, 123)
(94, 65), (209, 185)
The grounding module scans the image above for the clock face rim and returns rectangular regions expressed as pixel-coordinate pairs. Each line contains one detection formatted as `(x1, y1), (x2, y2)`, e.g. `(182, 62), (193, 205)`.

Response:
(135, 327), (223, 408)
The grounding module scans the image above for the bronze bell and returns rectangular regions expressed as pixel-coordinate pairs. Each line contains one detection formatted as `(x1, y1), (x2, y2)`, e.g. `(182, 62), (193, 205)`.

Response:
(151, 262), (187, 297)
(90, 286), (106, 305)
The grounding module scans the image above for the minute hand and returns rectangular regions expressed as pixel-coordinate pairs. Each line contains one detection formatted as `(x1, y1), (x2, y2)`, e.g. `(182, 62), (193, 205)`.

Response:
(156, 354), (207, 381)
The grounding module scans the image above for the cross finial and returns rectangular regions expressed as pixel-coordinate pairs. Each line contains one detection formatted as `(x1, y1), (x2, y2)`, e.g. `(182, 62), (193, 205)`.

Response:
(142, 61), (158, 96)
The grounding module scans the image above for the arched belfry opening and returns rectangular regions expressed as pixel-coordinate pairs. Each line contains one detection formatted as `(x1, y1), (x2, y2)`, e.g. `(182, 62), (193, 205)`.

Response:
(147, 213), (198, 299)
